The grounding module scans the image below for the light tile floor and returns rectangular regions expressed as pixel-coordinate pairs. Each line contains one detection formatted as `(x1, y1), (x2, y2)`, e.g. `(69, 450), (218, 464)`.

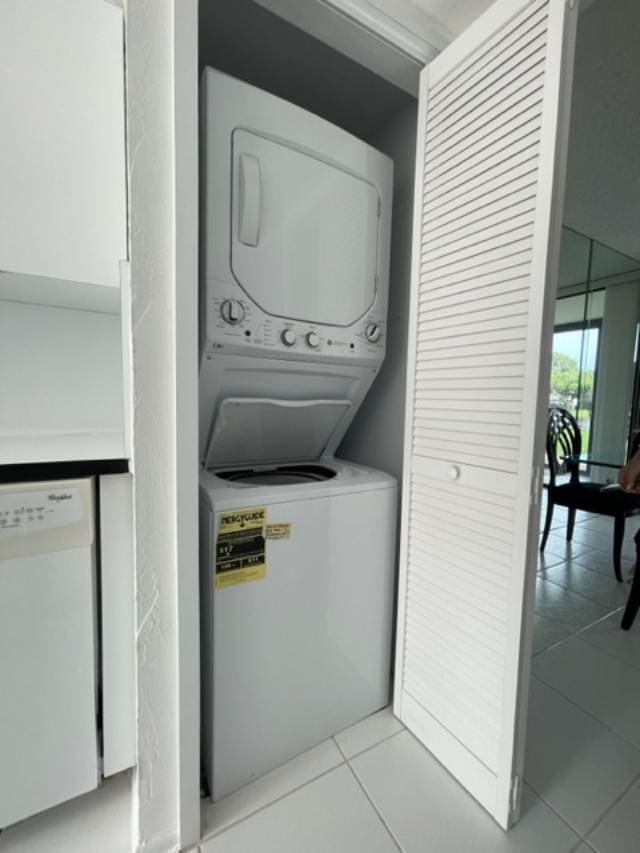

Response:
(199, 506), (640, 853)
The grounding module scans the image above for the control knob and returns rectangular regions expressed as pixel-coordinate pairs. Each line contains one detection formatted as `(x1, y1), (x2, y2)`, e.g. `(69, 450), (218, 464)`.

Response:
(281, 328), (297, 347)
(306, 332), (320, 348)
(365, 322), (382, 343)
(220, 299), (245, 325)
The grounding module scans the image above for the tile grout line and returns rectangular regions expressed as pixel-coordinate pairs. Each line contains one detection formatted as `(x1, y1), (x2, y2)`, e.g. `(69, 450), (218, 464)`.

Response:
(534, 529), (640, 846)
(199, 757), (347, 843)
(578, 768), (640, 843)
(537, 575), (624, 613)
(533, 605), (625, 658)
(519, 779), (592, 848)
(530, 672), (640, 754)
(577, 627), (640, 674)
(337, 726), (406, 764)
(539, 561), (633, 591)
(200, 724), (407, 846)
(533, 607), (623, 658)
(344, 759), (405, 853)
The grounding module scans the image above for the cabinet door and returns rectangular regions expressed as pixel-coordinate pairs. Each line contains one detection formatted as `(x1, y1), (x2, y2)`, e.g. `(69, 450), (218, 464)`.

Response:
(0, 480), (98, 828)
(0, 0), (127, 290)
(0, 0), (128, 465)
(395, 0), (578, 829)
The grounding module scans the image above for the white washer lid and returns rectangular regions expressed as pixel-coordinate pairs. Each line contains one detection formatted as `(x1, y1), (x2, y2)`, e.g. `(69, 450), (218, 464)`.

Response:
(203, 397), (352, 469)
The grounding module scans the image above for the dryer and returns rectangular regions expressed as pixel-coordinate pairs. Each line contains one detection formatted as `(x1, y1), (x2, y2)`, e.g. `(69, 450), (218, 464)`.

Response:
(199, 69), (396, 801)
(199, 68), (393, 469)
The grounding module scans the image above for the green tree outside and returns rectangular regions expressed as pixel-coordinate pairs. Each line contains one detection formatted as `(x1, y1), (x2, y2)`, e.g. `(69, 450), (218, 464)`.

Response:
(550, 351), (595, 414)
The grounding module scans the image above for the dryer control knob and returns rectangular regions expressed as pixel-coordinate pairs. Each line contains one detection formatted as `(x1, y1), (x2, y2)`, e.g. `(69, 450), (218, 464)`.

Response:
(220, 299), (245, 325)
(306, 332), (320, 348)
(365, 322), (382, 343)
(281, 329), (297, 347)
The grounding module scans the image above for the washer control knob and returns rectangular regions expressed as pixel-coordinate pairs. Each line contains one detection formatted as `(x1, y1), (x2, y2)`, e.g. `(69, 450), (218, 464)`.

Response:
(306, 332), (320, 348)
(220, 299), (245, 325)
(448, 465), (461, 481)
(281, 328), (297, 347)
(365, 322), (382, 343)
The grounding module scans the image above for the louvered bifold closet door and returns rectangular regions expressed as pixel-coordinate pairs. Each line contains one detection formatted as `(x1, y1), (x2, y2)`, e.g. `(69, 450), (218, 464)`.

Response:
(394, 0), (578, 830)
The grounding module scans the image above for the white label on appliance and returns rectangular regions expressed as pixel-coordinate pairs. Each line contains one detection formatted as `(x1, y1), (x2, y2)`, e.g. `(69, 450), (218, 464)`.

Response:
(0, 487), (84, 538)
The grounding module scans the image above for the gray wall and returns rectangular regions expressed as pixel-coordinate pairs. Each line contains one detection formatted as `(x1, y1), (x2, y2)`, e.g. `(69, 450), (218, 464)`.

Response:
(199, 0), (414, 141)
(199, 0), (418, 486)
(339, 101), (417, 487)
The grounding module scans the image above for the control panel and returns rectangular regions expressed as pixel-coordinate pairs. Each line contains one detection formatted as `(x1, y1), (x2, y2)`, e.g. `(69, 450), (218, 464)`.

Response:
(203, 279), (386, 367)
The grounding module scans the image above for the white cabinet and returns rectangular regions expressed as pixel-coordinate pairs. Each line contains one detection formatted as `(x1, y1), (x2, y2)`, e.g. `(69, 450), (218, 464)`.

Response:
(0, 0), (127, 290)
(0, 301), (126, 464)
(0, 0), (129, 465)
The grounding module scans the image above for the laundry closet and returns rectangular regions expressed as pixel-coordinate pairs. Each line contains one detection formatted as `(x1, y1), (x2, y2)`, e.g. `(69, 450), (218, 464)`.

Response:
(197, 1), (415, 803)
(194, 0), (576, 835)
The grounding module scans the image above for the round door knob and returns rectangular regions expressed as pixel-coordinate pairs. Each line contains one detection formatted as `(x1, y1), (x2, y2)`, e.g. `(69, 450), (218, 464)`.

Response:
(448, 465), (461, 481)
(306, 332), (320, 348)
(220, 299), (245, 325)
(281, 329), (296, 347)
(365, 322), (381, 343)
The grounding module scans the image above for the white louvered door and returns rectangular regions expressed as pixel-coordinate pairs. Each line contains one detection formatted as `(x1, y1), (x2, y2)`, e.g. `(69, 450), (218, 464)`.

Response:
(394, 0), (578, 829)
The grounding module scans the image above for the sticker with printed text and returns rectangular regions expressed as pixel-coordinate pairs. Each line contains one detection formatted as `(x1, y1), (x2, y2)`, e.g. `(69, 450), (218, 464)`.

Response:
(215, 506), (266, 588)
(265, 523), (291, 541)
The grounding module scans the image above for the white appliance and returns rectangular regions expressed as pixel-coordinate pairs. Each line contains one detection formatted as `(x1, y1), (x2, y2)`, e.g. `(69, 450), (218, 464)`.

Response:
(199, 69), (396, 800)
(0, 479), (98, 828)
(199, 68), (393, 468)
(200, 460), (396, 800)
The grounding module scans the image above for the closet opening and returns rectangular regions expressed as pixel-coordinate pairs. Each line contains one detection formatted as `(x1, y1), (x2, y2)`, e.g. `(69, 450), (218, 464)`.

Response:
(196, 0), (418, 835)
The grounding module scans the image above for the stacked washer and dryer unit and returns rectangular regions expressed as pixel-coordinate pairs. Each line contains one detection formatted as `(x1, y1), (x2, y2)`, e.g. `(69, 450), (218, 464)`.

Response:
(199, 69), (397, 801)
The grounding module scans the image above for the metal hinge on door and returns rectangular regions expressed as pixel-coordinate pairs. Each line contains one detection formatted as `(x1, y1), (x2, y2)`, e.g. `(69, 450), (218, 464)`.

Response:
(530, 466), (543, 507)
(509, 775), (522, 824)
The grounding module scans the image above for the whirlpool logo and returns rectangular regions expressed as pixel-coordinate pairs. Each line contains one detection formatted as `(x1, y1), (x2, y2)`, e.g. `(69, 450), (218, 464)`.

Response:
(48, 493), (73, 503)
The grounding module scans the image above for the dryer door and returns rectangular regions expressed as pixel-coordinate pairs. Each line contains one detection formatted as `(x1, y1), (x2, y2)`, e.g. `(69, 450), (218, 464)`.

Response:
(231, 129), (380, 327)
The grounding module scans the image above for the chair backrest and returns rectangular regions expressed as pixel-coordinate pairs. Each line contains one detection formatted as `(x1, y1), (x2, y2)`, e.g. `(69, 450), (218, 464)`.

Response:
(546, 407), (581, 488)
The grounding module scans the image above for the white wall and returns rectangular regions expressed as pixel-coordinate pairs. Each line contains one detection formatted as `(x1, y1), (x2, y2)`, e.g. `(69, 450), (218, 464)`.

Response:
(125, 1), (180, 849)
(590, 281), (640, 480)
(126, 0), (201, 847)
(339, 102), (417, 486)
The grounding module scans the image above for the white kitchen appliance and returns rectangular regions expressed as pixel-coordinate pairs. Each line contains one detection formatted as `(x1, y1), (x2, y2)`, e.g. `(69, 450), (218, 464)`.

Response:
(0, 478), (98, 828)
(199, 69), (396, 800)
(200, 460), (396, 800)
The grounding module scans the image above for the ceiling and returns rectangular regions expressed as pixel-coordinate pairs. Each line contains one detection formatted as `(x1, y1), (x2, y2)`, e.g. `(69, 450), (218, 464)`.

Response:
(402, 0), (496, 41)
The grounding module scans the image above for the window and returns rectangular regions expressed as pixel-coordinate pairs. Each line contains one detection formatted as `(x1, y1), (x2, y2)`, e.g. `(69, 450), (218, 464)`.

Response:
(550, 322), (600, 451)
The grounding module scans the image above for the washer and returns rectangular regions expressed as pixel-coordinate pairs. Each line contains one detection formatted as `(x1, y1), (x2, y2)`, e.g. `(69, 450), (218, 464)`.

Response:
(200, 459), (396, 801)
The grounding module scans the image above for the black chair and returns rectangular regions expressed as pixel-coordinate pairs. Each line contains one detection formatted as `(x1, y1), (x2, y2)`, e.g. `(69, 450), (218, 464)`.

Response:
(540, 407), (640, 582)
(621, 528), (640, 629)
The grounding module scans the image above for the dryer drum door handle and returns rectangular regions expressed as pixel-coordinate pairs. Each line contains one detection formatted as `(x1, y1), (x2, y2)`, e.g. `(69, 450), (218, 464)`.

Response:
(238, 153), (261, 247)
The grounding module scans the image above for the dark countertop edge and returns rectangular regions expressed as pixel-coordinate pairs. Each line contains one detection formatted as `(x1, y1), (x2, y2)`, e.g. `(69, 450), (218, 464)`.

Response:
(0, 459), (130, 485)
